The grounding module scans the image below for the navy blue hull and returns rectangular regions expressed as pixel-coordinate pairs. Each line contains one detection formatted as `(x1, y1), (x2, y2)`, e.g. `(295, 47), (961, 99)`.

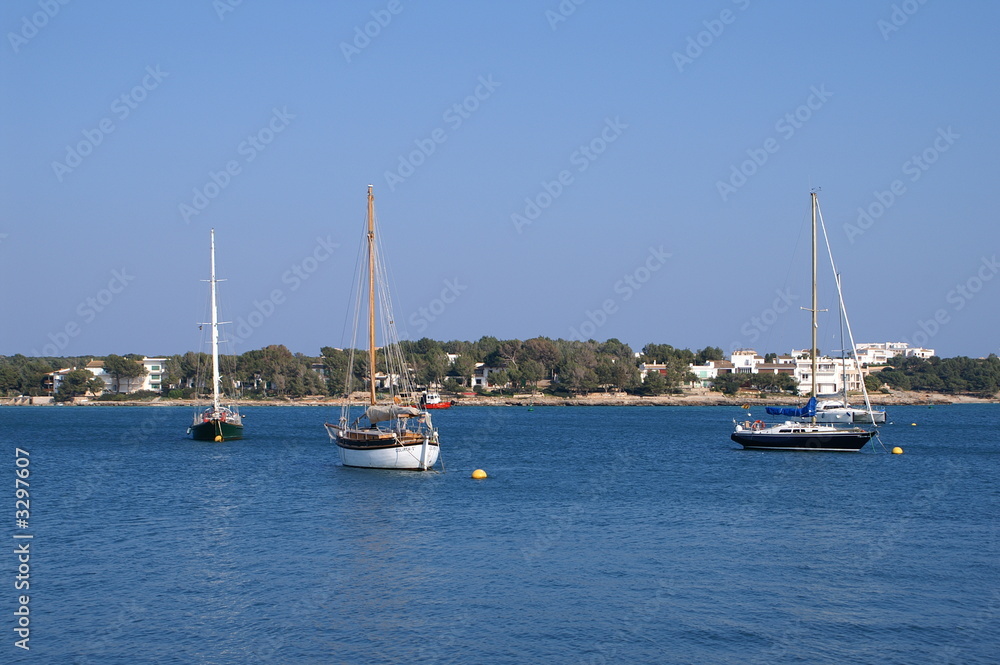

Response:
(731, 430), (873, 452)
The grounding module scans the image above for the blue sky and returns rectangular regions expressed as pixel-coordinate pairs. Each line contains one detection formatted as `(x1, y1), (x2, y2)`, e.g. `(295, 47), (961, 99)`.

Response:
(2, 0), (997, 359)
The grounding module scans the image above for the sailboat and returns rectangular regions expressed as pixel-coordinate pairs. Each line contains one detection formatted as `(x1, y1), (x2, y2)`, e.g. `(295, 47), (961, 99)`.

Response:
(731, 192), (876, 452)
(324, 186), (440, 470)
(188, 229), (244, 442)
(788, 276), (887, 425)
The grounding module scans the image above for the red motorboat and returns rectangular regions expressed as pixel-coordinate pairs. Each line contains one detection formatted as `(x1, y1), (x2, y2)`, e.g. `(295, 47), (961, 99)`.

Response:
(421, 392), (453, 409)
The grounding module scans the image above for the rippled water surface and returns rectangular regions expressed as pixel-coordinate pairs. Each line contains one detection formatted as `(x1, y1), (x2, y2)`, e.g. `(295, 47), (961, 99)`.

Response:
(4, 404), (998, 664)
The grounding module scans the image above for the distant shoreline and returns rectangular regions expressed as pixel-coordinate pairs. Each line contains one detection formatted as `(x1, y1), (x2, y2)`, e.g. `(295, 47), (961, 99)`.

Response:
(3, 390), (996, 407)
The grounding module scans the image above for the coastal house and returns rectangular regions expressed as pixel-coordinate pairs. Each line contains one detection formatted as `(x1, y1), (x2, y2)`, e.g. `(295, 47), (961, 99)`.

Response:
(638, 362), (666, 381)
(472, 363), (507, 388)
(716, 348), (870, 395)
(143, 357), (166, 392)
(855, 342), (935, 364)
(42, 367), (75, 394)
(730, 349), (764, 374)
(85, 356), (166, 394)
(786, 350), (867, 395)
(686, 359), (734, 388)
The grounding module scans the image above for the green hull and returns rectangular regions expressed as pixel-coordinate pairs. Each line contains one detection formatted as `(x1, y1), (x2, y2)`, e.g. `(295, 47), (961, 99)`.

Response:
(190, 420), (244, 441)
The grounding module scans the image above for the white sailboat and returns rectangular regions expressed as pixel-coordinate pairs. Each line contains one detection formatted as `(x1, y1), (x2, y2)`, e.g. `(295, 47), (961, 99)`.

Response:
(324, 186), (440, 470)
(189, 229), (243, 442)
(732, 192), (878, 451)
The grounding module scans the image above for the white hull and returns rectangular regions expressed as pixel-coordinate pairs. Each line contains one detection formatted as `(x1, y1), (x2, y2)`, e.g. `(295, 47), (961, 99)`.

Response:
(324, 424), (439, 470)
(790, 404), (887, 424)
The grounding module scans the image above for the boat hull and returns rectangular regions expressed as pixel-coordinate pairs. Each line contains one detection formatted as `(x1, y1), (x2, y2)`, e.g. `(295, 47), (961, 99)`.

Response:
(325, 424), (439, 470)
(792, 408), (887, 424)
(423, 402), (452, 409)
(852, 409), (887, 424)
(190, 420), (244, 441)
(731, 429), (873, 452)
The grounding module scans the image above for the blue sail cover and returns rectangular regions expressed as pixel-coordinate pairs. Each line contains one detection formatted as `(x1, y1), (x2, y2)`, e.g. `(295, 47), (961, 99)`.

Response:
(766, 396), (817, 418)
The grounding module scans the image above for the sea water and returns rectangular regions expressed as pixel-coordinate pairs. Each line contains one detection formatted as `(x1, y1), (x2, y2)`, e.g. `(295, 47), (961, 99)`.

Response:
(2, 404), (997, 664)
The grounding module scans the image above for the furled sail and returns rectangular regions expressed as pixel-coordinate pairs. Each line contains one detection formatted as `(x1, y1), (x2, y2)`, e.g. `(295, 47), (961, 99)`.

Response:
(766, 396), (817, 418)
(366, 405), (421, 424)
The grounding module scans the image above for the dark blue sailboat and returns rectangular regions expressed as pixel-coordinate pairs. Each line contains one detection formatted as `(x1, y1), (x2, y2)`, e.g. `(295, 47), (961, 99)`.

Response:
(731, 193), (876, 452)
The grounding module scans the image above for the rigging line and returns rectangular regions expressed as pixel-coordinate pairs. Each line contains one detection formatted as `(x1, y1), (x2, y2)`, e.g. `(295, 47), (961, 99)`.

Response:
(341, 216), (368, 416)
(816, 197), (882, 440)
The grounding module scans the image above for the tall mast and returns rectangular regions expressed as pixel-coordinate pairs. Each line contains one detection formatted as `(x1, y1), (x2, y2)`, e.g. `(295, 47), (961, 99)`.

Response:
(210, 228), (221, 412)
(810, 192), (818, 410)
(367, 185), (377, 406)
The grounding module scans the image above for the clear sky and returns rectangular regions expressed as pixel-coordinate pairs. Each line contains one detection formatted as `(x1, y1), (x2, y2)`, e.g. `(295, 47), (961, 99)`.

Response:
(2, 0), (997, 359)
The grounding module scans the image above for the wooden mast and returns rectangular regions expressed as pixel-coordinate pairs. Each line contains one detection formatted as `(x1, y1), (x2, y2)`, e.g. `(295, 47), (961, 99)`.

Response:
(367, 185), (377, 407)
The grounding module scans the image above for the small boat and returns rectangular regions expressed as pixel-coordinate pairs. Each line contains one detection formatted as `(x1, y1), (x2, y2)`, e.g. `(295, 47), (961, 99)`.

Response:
(800, 399), (887, 424)
(733, 397), (874, 451)
(731, 192), (879, 452)
(324, 186), (440, 470)
(189, 229), (244, 442)
(420, 391), (453, 409)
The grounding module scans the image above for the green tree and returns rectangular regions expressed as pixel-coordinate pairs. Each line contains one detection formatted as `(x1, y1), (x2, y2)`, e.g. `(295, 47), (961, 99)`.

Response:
(863, 374), (885, 393)
(418, 349), (450, 387)
(518, 359), (544, 392)
(487, 368), (509, 393)
(638, 368), (667, 396)
(0, 365), (19, 395)
(711, 373), (746, 396)
(320, 347), (352, 396)
(103, 355), (147, 393)
(695, 346), (725, 364)
(523, 337), (559, 379)
(449, 354), (476, 387)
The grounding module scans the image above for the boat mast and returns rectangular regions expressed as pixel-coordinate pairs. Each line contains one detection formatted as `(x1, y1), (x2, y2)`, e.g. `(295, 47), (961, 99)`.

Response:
(810, 192), (818, 417)
(366, 185), (377, 406)
(210, 228), (221, 412)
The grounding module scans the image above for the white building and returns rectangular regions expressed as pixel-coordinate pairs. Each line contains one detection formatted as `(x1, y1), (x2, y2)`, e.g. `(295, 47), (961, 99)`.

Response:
(687, 359), (734, 388)
(44, 367), (75, 394)
(720, 348), (869, 396)
(730, 349), (764, 374)
(855, 342), (934, 364)
(86, 356), (167, 394)
(793, 355), (865, 395)
(472, 363), (506, 388)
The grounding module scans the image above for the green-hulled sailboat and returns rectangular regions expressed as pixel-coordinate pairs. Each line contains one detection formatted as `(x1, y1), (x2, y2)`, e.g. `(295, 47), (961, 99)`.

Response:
(189, 229), (243, 442)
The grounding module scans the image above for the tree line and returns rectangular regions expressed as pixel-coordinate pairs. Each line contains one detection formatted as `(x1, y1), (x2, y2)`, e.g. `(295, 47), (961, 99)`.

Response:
(2, 340), (997, 400)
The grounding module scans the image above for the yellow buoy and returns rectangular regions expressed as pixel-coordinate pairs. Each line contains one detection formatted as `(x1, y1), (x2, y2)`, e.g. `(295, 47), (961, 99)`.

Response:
(911, 423), (917, 426)
(892, 447), (903, 454)
(471, 469), (487, 479)
(214, 435), (223, 442)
